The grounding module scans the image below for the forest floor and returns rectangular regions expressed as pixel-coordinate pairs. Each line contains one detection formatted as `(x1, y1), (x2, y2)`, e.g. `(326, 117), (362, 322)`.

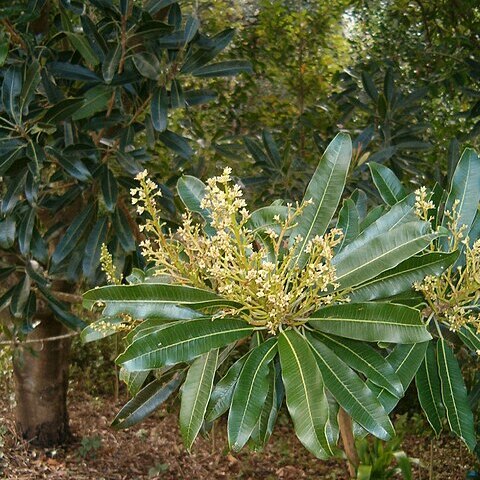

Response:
(0, 389), (477, 480)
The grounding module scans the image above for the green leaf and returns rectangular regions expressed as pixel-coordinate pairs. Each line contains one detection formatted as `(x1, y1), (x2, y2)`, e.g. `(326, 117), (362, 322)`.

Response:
(20, 60), (41, 115)
(37, 283), (86, 330)
(112, 206), (135, 252)
(151, 86), (168, 132)
(170, 79), (185, 109)
(81, 316), (124, 343)
(228, 338), (277, 451)
(337, 194), (416, 254)
(180, 349), (218, 450)
(133, 52), (160, 80)
(72, 85), (111, 120)
(191, 60), (252, 77)
(206, 355), (248, 423)
(0, 217), (15, 249)
(82, 217), (108, 281)
(48, 61), (100, 82)
(370, 342), (429, 414)
(52, 204), (95, 265)
(10, 276), (30, 318)
(314, 332), (403, 398)
(278, 329), (333, 459)
(369, 162), (407, 206)
(119, 369), (150, 396)
(84, 283), (239, 318)
(18, 208), (36, 256)
(102, 44), (122, 83)
(307, 334), (394, 440)
(457, 325), (480, 354)
(158, 130), (192, 159)
(336, 199), (359, 251)
(177, 175), (215, 234)
(290, 132), (352, 268)
(43, 98), (84, 124)
(309, 302), (431, 343)
(52, 150), (91, 182)
(415, 342), (444, 436)
(180, 29), (234, 74)
(2, 66), (22, 123)
(249, 364), (280, 449)
(443, 148), (480, 239)
(333, 221), (441, 289)
(101, 167), (118, 212)
(117, 318), (253, 371)
(349, 251), (459, 302)
(112, 374), (184, 429)
(81, 15), (108, 61)
(437, 339), (476, 450)
(361, 71), (379, 102)
(65, 32), (99, 66)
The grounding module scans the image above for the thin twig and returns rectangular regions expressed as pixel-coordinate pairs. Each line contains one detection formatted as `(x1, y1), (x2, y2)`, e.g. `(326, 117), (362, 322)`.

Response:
(0, 331), (79, 346)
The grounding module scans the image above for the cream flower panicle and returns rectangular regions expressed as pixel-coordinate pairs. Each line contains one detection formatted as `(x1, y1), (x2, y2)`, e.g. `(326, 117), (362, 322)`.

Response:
(129, 169), (349, 334)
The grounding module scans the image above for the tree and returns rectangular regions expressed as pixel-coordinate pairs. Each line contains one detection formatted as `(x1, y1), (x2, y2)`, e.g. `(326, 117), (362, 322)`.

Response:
(0, 0), (250, 446)
(83, 133), (463, 477)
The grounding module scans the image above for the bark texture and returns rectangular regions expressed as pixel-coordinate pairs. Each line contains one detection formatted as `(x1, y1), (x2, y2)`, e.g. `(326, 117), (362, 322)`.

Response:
(13, 312), (71, 447)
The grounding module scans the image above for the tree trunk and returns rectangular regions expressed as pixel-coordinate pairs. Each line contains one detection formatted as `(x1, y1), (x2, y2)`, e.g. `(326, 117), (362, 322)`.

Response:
(338, 407), (360, 478)
(13, 312), (72, 447)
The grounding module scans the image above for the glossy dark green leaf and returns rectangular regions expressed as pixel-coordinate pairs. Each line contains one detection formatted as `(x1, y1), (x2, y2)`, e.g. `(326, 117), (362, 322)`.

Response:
(184, 89), (217, 106)
(180, 349), (218, 450)
(145, 0), (177, 15)
(307, 334), (394, 440)
(0, 217), (16, 249)
(18, 208), (36, 256)
(64, 32), (99, 66)
(81, 15), (108, 61)
(116, 317), (253, 371)
(290, 133), (352, 267)
(228, 338), (277, 451)
(350, 251), (459, 302)
(443, 148), (480, 245)
(191, 60), (252, 78)
(48, 61), (100, 82)
(369, 162), (407, 206)
(206, 355), (248, 423)
(151, 87), (168, 132)
(72, 85), (111, 120)
(361, 71), (379, 102)
(37, 283), (86, 330)
(112, 374), (184, 429)
(10, 275), (31, 318)
(278, 329), (333, 459)
(101, 167), (118, 212)
(309, 302), (431, 343)
(184, 15), (200, 43)
(112, 207), (135, 252)
(84, 283), (239, 318)
(102, 44), (122, 83)
(415, 342), (444, 436)
(133, 52), (160, 80)
(457, 325), (480, 354)
(2, 66), (22, 122)
(20, 60), (41, 115)
(336, 199), (359, 251)
(82, 217), (108, 281)
(51, 204), (95, 265)
(333, 221), (441, 289)
(42, 98), (84, 124)
(437, 339), (476, 450)
(314, 332), (403, 398)
(170, 79), (185, 109)
(158, 130), (192, 159)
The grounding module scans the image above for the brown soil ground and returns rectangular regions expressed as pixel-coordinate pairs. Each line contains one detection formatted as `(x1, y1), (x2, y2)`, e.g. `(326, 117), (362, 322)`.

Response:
(0, 391), (477, 480)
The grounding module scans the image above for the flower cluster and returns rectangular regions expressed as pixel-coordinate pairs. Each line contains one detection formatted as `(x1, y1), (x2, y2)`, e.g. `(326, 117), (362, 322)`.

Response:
(414, 203), (480, 334)
(128, 168), (348, 333)
(414, 186), (435, 222)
